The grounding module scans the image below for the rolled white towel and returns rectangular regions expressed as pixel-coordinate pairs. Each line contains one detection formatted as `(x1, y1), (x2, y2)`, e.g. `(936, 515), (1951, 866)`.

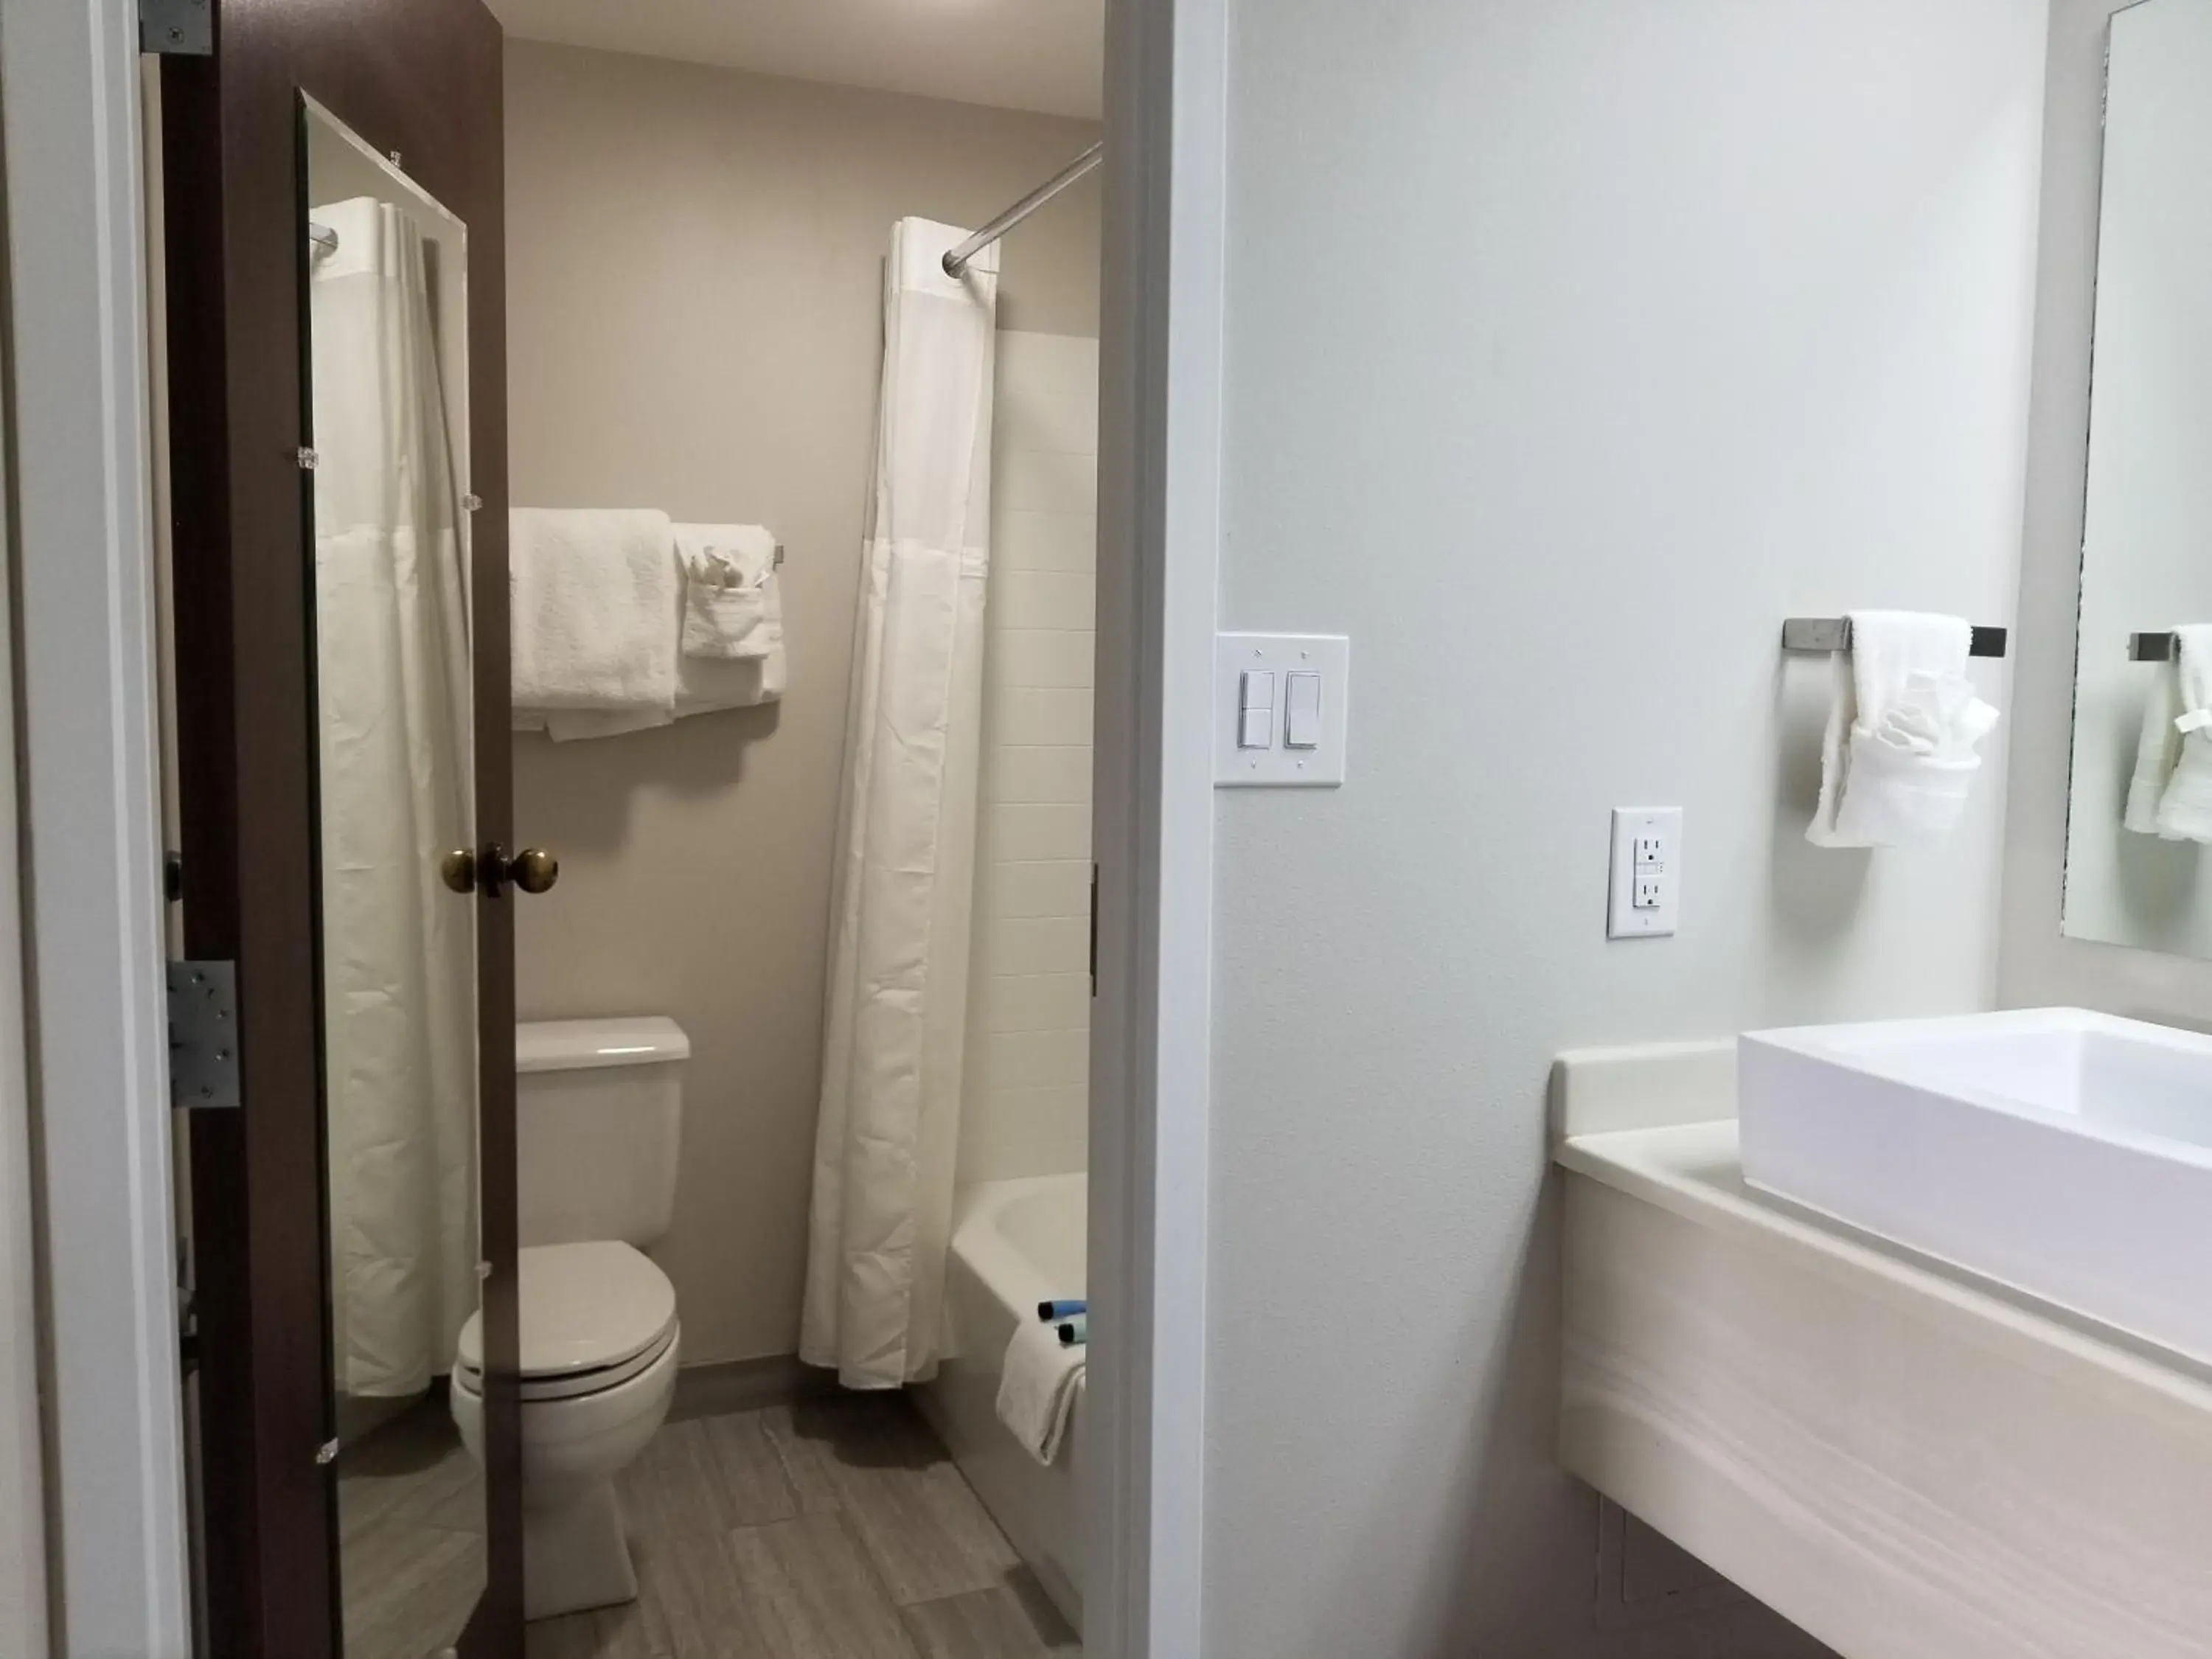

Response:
(1808, 611), (2000, 850)
(672, 524), (786, 712)
(677, 524), (780, 661)
(995, 1318), (1085, 1467)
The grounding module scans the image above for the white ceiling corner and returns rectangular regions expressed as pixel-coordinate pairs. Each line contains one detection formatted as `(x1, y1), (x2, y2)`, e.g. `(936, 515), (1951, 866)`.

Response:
(487, 0), (1105, 121)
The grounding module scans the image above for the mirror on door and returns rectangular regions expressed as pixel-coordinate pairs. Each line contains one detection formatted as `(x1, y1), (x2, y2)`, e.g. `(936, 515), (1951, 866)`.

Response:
(300, 94), (487, 1656)
(2062, 0), (2212, 959)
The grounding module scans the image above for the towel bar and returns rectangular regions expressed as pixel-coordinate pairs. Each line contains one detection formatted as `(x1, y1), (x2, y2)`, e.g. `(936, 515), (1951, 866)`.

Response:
(1781, 618), (2007, 660)
(2131, 631), (2176, 663)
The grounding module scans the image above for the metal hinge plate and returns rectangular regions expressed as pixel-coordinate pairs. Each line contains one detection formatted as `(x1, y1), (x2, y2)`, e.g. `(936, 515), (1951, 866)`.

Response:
(167, 961), (241, 1110)
(140, 0), (212, 56)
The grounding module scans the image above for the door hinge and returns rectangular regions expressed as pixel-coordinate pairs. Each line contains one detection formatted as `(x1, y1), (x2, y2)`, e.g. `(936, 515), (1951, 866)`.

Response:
(167, 960), (241, 1110)
(139, 0), (212, 56)
(1088, 863), (1099, 998)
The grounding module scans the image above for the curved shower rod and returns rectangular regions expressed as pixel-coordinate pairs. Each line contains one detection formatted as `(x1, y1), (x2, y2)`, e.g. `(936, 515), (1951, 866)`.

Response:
(942, 141), (1104, 279)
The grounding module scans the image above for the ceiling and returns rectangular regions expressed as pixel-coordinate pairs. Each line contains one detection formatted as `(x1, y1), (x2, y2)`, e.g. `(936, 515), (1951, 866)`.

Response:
(488, 0), (1106, 120)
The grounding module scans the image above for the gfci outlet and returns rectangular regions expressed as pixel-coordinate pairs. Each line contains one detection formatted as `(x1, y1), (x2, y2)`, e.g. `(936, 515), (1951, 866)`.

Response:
(1609, 807), (1682, 939)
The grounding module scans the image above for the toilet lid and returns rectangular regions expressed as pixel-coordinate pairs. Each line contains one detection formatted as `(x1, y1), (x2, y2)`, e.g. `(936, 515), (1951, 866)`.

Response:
(456, 1240), (677, 1380)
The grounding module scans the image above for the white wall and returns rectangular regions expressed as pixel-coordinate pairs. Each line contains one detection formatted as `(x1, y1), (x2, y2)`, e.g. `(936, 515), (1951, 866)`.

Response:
(959, 332), (1099, 1186)
(2056, 0), (2212, 956)
(1202, 4), (2048, 1655)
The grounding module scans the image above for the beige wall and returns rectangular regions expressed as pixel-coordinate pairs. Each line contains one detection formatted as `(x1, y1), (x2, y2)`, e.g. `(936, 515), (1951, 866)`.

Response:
(505, 41), (1100, 1366)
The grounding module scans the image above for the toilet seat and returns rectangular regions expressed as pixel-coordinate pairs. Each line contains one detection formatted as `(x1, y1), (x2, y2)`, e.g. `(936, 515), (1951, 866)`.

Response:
(455, 1239), (678, 1403)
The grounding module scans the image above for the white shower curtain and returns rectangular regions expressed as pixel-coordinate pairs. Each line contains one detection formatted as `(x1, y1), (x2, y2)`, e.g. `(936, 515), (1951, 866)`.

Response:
(802, 218), (999, 1388)
(310, 197), (479, 1399)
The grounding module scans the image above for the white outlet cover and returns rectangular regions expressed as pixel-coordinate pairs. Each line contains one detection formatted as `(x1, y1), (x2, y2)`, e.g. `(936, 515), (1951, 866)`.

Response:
(1214, 633), (1351, 787)
(1608, 807), (1682, 939)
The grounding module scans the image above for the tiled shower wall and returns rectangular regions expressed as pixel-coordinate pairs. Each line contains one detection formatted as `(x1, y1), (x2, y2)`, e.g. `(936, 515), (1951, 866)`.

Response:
(958, 330), (1099, 1184)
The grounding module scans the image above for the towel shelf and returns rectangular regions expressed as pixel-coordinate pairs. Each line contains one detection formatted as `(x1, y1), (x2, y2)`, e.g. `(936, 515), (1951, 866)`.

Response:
(1781, 618), (2008, 660)
(2131, 631), (2177, 663)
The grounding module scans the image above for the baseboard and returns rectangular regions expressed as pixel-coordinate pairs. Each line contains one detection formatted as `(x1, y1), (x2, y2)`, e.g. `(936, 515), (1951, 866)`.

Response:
(667, 1354), (837, 1421)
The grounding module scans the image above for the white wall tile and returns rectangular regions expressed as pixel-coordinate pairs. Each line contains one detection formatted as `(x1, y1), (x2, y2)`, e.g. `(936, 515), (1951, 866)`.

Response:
(986, 915), (1091, 975)
(991, 569), (1097, 632)
(980, 973), (1093, 1034)
(986, 802), (1091, 862)
(989, 689), (1093, 749)
(996, 447), (1099, 516)
(987, 630), (1093, 689)
(998, 509), (1097, 573)
(979, 1026), (1091, 1092)
(962, 331), (1099, 1184)
(988, 747), (1092, 806)
(990, 858), (1091, 919)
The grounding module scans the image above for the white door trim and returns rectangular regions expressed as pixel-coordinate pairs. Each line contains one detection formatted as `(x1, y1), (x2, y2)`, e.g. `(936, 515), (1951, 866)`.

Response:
(0, 195), (51, 1659)
(1, 2), (194, 1652)
(1091, 0), (1226, 1654)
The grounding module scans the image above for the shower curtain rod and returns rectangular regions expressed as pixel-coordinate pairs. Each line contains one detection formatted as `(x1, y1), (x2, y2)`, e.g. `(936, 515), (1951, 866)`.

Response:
(942, 142), (1103, 278)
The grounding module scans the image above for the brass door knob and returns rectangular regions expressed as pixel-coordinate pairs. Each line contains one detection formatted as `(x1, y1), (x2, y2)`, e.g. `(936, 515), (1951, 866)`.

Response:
(439, 849), (478, 894)
(511, 847), (560, 895)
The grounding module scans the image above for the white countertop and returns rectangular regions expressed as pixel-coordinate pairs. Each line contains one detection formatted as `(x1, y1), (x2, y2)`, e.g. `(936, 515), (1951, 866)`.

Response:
(1558, 1116), (2212, 1412)
(1552, 1042), (2212, 1659)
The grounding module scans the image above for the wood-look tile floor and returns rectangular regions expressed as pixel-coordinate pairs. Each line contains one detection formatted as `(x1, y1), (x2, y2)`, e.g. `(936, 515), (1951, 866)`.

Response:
(529, 1393), (1079, 1659)
(337, 1396), (486, 1659)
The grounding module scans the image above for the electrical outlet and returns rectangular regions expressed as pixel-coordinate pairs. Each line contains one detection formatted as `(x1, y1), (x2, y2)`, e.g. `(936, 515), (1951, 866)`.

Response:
(1610, 808), (1682, 939)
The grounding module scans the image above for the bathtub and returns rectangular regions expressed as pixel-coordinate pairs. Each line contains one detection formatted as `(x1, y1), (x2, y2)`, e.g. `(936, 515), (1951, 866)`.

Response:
(919, 1172), (1087, 1627)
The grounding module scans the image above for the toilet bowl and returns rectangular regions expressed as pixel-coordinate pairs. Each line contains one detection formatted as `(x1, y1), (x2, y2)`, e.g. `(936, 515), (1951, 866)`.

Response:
(456, 1015), (691, 1619)
(451, 1239), (681, 1620)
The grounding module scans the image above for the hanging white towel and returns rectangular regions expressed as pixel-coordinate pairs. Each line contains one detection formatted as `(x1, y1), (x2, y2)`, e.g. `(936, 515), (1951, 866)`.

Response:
(2125, 640), (2188, 836)
(510, 508), (680, 714)
(2153, 626), (2212, 843)
(995, 1318), (1085, 1466)
(1807, 611), (2001, 849)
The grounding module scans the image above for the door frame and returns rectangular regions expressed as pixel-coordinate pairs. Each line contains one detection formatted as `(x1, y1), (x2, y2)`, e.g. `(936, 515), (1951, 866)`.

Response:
(1088, 1), (1226, 1656)
(10, 0), (1230, 1653)
(0, 1), (195, 1652)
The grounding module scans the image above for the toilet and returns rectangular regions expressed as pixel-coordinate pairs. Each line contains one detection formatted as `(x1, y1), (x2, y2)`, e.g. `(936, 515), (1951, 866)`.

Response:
(451, 1016), (689, 1621)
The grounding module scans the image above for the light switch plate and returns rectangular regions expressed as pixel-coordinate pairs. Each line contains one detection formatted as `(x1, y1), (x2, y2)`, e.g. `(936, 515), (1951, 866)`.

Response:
(1215, 633), (1350, 787)
(1608, 807), (1681, 939)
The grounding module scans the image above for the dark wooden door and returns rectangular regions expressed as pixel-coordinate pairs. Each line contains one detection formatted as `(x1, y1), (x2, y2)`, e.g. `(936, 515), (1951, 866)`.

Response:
(161, 2), (519, 1654)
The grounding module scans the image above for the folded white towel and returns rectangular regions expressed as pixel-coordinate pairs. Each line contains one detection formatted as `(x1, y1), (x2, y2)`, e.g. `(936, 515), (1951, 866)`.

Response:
(513, 521), (787, 742)
(1807, 611), (2001, 849)
(677, 524), (779, 661)
(510, 509), (680, 714)
(995, 1318), (1085, 1467)
(2154, 625), (2212, 843)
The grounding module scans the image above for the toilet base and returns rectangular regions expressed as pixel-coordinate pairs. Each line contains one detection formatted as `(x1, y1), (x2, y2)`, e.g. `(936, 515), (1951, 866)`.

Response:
(524, 1477), (636, 1621)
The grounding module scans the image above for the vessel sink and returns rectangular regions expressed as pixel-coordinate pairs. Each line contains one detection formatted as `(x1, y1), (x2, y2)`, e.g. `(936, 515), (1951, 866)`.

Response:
(1739, 1008), (2212, 1364)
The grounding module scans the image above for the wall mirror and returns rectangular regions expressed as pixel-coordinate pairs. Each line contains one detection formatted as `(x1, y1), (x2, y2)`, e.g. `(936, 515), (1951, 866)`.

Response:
(302, 94), (487, 1655)
(2062, 0), (2212, 957)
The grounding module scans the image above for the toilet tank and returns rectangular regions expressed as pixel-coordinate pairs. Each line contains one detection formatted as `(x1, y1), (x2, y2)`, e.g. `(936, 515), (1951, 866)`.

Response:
(515, 1017), (689, 1251)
